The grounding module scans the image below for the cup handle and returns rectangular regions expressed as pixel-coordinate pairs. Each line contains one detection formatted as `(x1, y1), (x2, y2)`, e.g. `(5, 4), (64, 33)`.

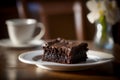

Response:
(33, 22), (45, 40)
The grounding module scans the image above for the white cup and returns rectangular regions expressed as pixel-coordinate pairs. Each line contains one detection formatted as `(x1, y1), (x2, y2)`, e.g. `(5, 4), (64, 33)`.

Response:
(6, 19), (45, 45)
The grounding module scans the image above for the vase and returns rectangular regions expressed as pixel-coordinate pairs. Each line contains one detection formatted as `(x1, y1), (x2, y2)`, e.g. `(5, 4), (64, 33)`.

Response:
(94, 17), (114, 50)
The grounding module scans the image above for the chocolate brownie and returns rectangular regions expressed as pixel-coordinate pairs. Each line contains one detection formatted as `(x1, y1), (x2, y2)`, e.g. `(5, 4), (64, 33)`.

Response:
(42, 38), (89, 64)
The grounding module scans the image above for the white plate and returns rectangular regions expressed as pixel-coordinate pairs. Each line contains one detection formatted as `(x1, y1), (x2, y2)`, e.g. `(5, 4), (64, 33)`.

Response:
(18, 50), (114, 71)
(0, 39), (45, 48)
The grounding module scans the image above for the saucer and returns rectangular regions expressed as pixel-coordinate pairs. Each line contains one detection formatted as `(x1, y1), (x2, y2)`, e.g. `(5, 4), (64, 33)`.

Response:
(0, 39), (45, 48)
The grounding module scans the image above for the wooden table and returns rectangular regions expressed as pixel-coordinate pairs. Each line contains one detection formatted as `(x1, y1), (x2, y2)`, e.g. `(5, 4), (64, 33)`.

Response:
(0, 42), (120, 80)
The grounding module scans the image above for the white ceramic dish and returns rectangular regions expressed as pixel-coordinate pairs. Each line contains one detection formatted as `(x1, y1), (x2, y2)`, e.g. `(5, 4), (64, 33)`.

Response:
(18, 50), (113, 71)
(0, 39), (45, 48)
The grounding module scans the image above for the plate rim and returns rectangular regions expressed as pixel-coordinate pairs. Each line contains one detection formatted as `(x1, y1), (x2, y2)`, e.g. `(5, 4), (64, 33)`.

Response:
(18, 50), (114, 71)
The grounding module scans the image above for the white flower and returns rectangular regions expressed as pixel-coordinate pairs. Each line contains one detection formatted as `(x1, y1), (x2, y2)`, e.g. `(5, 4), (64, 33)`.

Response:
(86, 0), (120, 25)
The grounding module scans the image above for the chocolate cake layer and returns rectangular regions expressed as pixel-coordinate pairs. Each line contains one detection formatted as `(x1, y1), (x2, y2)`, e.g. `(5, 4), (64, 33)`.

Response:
(42, 38), (88, 64)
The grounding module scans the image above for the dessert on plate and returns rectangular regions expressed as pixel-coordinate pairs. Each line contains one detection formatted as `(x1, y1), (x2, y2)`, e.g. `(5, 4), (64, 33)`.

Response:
(42, 38), (89, 64)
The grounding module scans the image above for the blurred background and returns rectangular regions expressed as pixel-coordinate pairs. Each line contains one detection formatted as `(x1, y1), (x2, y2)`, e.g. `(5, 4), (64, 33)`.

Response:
(0, 0), (119, 42)
(0, 0), (95, 41)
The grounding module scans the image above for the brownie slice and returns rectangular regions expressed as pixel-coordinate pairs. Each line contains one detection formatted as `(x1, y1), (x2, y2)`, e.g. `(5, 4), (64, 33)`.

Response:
(42, 38), (88, 64)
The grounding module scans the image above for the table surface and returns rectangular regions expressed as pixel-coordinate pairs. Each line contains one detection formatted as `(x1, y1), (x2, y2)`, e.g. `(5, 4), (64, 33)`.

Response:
(0, 41), (120, 80)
